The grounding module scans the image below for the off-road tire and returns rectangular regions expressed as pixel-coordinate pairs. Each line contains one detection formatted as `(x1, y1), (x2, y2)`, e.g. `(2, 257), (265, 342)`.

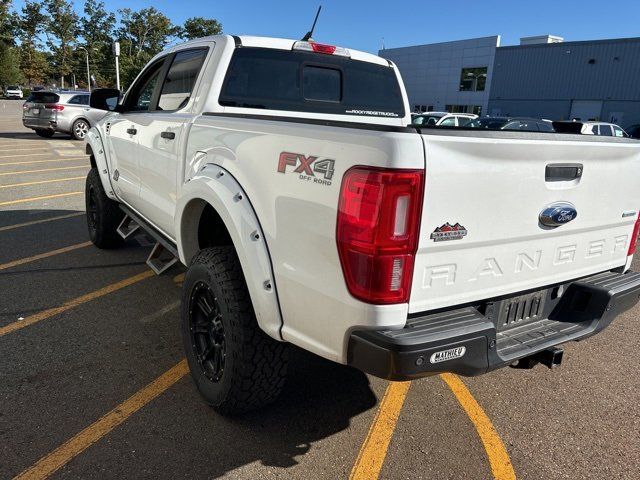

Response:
(35, 129), (54, 138)
(85, 168), (123, 248)
(182, 247), (288, 415)
(71, 119), (90, 140)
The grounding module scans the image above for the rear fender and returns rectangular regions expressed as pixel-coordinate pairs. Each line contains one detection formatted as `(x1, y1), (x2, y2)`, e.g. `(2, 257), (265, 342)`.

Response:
(85, 128), (117, 200)
(175, 164), (283, 340)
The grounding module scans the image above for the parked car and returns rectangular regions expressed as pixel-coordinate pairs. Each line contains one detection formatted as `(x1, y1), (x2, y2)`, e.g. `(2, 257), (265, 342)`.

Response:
(552, 121), (627, 137)
(465, 116), (555, 132)
(625, 124), (640, 139)
(22, 90), (108, 140)
(412, 111), (477, 127)
(4, 85), (23, 99)
(85, 35), (640, 415)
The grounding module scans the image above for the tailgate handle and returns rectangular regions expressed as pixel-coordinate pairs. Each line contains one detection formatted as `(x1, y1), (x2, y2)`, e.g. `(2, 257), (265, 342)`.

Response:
(545, 163), (583, 182)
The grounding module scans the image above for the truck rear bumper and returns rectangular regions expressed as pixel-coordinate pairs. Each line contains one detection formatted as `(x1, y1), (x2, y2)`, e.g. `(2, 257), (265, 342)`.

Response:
(347, 270), (640, 380)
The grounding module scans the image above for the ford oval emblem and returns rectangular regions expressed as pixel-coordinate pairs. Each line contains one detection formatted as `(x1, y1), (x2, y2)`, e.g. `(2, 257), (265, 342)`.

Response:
(539, 202), (577, 227)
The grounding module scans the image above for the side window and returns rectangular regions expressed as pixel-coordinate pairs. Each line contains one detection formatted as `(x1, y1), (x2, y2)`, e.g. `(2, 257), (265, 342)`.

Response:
(613, 126), (625, 137)
(126, 59), (167, 112)
(598, 125), (613, 136)
(439, 117), (456, 127)
(68, 95), (83, 105)
(412, 116), (425, 126)
(538, 122), (554, 132)
(158, 48), (208, 111)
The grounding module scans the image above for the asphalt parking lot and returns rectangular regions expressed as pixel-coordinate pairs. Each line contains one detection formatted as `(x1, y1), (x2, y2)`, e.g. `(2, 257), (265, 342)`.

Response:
(0, 98), (639, 480)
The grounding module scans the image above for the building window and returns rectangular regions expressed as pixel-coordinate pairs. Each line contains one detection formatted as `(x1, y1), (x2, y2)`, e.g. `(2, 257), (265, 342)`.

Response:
(459, 67), (488, 92)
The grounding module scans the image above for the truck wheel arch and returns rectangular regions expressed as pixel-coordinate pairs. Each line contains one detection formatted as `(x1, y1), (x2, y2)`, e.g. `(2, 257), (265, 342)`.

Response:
(176, 165), (284, 341)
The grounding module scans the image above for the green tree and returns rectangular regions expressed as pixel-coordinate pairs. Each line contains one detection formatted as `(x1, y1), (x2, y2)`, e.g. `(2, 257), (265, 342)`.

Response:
(80, 0), (116, 87)
(17, 1), (49, 86)
(181, 17), (222, 40)
(0, 0), (16, 47)
(116, 7), (179, 88)
(0, 47), (25, 86)
(44, 0), (78, 89)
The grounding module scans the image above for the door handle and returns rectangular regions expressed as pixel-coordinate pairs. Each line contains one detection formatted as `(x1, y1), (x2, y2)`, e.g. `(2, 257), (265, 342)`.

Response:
(126, 128), (137, 135)
(161, 131), (175, 140)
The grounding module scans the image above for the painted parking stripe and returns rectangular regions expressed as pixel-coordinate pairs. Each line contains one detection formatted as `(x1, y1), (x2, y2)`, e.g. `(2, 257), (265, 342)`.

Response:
(441, 374), (516, 480)
(349, 381), (411, 480)
(0, 212), (84, 233)
(0, 270), (154, 337)
(0, 152), (50, 159)
(350, 375), (515, 480)
(0, 191), (83, 207)
(0, 176), (85, 189)
(13, 360), (189, 480)
(0, 147), (50, 152)
(0, 165), (89, 176)
(0, 241), (91, 272)
(0, 157), (86, 166)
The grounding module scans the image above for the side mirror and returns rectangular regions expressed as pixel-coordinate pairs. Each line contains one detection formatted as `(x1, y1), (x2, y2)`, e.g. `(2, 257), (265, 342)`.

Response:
(90, 88), (122, 111)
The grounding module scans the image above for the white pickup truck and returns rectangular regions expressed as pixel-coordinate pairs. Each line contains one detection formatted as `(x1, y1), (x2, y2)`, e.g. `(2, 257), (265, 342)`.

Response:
(85, 35), (640, 414)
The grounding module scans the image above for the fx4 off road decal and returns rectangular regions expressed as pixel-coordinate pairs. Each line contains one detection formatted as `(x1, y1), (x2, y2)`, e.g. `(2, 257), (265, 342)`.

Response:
(430, 222), (468, 242)
(277, 151), (335, 186)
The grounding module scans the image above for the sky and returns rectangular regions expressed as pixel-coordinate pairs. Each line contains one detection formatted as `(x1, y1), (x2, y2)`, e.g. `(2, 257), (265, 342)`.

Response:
(12, 0), (640, 54)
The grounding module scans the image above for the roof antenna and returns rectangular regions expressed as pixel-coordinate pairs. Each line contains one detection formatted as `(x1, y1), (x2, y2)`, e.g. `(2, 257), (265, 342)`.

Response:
(301, 6), (322, 42)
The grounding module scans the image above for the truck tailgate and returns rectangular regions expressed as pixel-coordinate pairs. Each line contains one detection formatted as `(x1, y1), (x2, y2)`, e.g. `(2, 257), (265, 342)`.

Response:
(410, 132), (640, 313)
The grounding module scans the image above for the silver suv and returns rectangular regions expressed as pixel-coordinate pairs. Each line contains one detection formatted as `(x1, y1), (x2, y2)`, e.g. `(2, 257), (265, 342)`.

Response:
(22, 90), (107, 140)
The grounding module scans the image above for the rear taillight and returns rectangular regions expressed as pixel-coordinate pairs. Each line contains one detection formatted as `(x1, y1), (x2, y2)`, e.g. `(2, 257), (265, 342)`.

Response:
(628, 213), (640, 256)
(44, 104), (64, 111)
(337, 166), (424, 304)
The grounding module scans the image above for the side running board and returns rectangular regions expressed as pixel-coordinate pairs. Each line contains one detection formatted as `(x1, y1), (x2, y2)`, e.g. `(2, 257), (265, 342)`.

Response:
(117, 206), (179, 275)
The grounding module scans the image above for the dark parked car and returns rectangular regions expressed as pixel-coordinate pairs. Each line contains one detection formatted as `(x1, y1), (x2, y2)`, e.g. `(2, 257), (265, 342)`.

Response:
(625, 124), (640, 139)
(464, 116), (555, 132)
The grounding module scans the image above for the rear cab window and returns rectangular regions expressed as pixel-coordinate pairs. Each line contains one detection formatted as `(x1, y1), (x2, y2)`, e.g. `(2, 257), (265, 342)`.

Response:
(219, 47), (405, 118)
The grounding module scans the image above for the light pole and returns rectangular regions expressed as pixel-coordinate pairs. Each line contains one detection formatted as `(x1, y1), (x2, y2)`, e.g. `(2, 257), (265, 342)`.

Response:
(113, 41), (121, 91)
(79, 46), (91, 91)
(466, 72), (487, 91)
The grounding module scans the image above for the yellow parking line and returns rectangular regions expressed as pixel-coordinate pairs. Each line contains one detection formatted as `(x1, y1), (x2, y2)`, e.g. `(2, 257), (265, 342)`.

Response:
(0, 241), (91, 271)
(0, 191), (83, 207)
(0, 270), (154, 338)
(0, 147), (50, 152)
(0, 213), (84, 232)
(349, 381), (411, 480)
(13, 359), (189, 480)
(441, 373), (516, 480)
(0, 176), (85, 189)
(0, 152), (49, 159)
(0, 157), (85, 166)
(0, 165), (88, 176)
